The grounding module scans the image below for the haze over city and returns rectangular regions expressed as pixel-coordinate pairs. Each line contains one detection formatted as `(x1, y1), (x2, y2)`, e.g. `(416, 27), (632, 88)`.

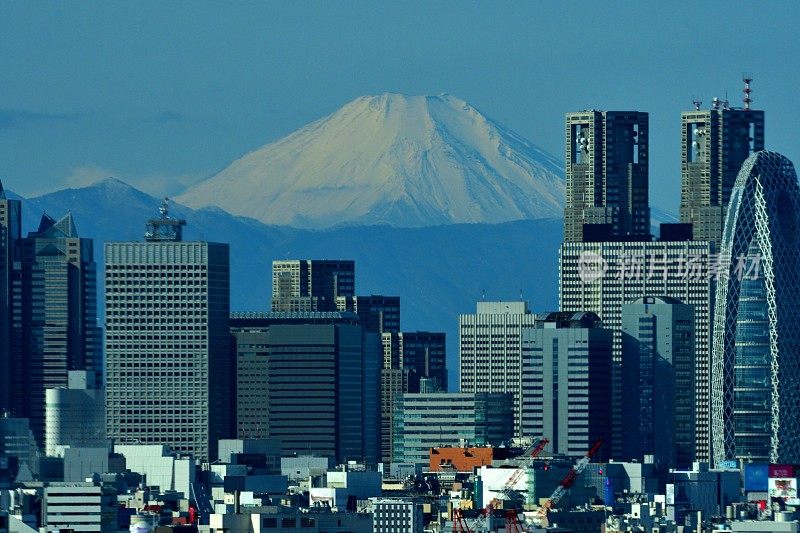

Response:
(2, 2), (800, 213)
(2, 3), (800, 533)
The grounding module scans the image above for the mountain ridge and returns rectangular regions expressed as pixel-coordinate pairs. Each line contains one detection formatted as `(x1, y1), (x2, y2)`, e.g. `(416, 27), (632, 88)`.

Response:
(177, 93), (565, 228)
(11, 178), (564, 389)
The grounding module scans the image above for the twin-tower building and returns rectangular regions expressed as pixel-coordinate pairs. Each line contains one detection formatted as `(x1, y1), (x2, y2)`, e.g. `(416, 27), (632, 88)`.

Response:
(561, 83), (800, 465)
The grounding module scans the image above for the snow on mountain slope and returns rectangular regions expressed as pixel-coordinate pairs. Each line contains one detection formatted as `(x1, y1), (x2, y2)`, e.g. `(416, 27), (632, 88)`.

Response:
(177, 93), (564, 228)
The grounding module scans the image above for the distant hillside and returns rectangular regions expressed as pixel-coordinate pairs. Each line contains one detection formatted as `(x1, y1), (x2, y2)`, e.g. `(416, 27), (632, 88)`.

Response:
(19, 178), (563, 389)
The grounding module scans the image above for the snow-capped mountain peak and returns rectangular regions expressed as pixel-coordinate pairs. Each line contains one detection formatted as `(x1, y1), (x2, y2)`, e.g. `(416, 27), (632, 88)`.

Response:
(176, 93), (565, 228)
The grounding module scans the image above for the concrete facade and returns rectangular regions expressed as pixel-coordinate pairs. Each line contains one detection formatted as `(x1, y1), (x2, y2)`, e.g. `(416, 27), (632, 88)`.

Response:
(679, 105), (765, 245)
(459, 301), (538, 437)
(45, 370), (106, 457)
(105, 212), (231, 462)
(559, 239), (714, 461)
(564, 110), (650, 242)
(271, 260), (355, 312)
(622, 296), (695, 468)
(521, 312), (612, 458)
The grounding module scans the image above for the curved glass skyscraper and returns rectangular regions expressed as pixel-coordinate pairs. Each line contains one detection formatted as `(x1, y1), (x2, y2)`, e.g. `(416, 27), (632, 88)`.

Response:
(712, 151), (800, 464)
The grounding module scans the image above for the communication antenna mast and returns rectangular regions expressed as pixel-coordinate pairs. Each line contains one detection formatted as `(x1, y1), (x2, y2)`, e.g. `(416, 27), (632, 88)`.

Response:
(144, 197), (186, 242)
(692, 98), (702, 111)
(742, 74), (753, 110)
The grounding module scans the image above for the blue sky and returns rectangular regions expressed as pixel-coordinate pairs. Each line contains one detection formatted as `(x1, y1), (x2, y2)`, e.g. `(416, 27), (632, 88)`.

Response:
(1, 2), (798, 212)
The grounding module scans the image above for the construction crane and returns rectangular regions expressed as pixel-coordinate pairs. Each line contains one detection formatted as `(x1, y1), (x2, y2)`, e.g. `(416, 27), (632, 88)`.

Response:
(538, 438), (603, 517)
(504, 509), (524, 532)
(452, 508), (473, 533)
(471, 438), (550, 532)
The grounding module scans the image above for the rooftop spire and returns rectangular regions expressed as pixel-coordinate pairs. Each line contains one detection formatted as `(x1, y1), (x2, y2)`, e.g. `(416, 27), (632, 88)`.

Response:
(144, 197), (186, 242)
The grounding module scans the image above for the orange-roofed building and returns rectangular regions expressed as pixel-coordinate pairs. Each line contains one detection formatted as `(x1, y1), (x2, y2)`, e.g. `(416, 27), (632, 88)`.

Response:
(429, 447), (513, 472)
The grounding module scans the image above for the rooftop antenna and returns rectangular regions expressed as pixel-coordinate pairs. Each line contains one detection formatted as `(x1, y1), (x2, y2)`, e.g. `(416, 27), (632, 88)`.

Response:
(481, 289), (486, 301)
(692, 97), (702, 111)
(712, 97), (720, 110)
(144, 197), (186, 242)
(722, 90), (730, 110)
(742, 74), (753, 110)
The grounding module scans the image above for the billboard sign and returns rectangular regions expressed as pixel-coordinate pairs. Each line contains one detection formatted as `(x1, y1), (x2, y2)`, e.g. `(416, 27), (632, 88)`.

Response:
(769, 464), (795, 478)
(768, 478), (798, 503)
(744, 464), (769, 492)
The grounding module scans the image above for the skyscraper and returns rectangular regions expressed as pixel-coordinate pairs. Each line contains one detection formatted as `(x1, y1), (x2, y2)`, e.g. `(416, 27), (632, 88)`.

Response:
(336, 295), (400, 334)
(264, 322), (380, 463)
(521, 312), (612, 458)
(13, 212), (100, 444)
(379, 331), (446, 462)
(230, 321), (271, 440)
(230, 311), (381, 459)
(711, 151), (800, 464)
(459, 301), (537, 437)
(271, 259), (355, 312)
(105, 202), (231, 461)
(622, 297), (695, 468)
(564, 111), (650, 242)
(559, 239), (713, 459)
(0, 181), (21, 414)
(679, 93), (765, 244)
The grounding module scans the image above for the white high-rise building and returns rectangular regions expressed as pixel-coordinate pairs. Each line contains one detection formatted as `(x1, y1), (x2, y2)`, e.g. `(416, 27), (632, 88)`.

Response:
(559, 239), (714, 460)
(521, 312), (612, 458)
(105, 202), (231, 462)
(459, 301), (537, 436)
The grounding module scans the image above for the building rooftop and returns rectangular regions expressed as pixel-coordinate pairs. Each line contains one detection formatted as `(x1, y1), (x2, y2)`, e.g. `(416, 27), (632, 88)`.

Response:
(534, 311), (603, 329)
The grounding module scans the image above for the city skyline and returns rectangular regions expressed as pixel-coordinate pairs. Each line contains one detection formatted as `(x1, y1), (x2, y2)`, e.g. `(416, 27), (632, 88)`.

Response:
(3, 5), (800, 531)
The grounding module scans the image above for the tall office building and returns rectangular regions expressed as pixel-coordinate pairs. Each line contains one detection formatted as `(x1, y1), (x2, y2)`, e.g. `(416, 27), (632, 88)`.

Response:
(0, 181), (21, 413)
(459, 301), (538, 437)
(230, 322), (270, 440)
(229, 311), (364, 442)
(105, 202), (231, 462)
(336, 295), (400, 333)
(560, 239), (713, 460)
(13, 212), (100, 444)
(621, 297), (695, 468)
(379, 331), (446, 462)
(382, 331), (446, 391)
(271, 259), (355, 312)
(564, 111), (650, 242)
(521, 312), (612, 458)
(379, 367), (409, 463)
(712, 151), (800, 464)
(679, 91), (765, 244)
(265, 322), (380, 463)
(392, 392), (514, 465)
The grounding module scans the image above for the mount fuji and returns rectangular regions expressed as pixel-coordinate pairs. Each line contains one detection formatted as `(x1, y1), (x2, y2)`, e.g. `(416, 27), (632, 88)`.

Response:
(176, 93), (564, 228)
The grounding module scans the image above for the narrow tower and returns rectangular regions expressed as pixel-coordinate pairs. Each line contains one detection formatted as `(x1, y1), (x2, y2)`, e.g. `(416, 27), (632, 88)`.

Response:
(564, 111), (650, 242)
(679, 80), (765, 245)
